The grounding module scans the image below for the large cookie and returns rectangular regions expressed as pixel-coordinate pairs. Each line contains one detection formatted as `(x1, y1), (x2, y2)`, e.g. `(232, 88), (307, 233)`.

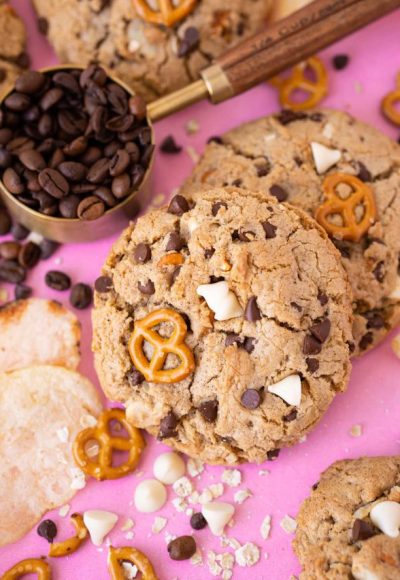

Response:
(32, 0), (272, 103)
(294, 456), (400, 579)
(93, 186), (353, 465)
(0, 1), (29, 96)
(181, 110), (400, 356)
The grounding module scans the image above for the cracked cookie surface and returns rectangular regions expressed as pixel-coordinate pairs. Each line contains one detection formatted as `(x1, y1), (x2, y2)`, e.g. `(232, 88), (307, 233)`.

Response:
(0, 1), (28, 94)
(294, 456), (400, 579)
(32, 0), (272, 102)
(181, 109), (400, 356)
(93, 186), (352, 464)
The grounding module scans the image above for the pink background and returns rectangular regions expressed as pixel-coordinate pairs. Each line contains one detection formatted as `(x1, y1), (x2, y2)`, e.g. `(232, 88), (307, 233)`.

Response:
(1, 3), (400, 578)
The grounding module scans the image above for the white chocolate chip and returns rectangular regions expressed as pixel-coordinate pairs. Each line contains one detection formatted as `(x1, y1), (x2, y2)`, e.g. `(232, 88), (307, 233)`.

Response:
(280, 514), (297, 534)
(310, 142), (341, 174)
(234, 489), (252, 504)
(260, 515), (272, 540)
(322, 123), (334, 139)
(197, 281), (243, 321)
(153, 452), (186, 485)
(221, 469), (242, 487)
(370, 501), (400, 537)
(268, 374), (302, 406)
(187, 216), (199, 234)
(83, 510), (118, 546)
(134, 479), (167, 513)
(172, 476), (193, 498)
(235, 542), (260, 567)
(202, 502), (235, 536)
(389, 276), (400, 300)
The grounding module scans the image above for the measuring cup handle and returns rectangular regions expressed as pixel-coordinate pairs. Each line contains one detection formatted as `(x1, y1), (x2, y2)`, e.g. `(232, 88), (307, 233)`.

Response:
(208, 0), (400, 102)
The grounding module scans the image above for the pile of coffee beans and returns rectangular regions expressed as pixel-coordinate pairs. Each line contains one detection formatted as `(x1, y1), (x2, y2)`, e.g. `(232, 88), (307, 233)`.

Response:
(0, 65), (152, 220)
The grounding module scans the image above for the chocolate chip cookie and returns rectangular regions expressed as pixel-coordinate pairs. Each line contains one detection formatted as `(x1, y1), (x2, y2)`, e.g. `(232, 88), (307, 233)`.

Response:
(0, 2), (29, 94)
(93, 186), (353, 464)
(32, 0), (272, 103)
(294, 456), (400, 579)
(181, 109), (400, 356)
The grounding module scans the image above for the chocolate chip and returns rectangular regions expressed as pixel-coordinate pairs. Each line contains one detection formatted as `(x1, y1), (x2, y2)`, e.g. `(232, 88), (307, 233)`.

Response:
(37, 16), (49, 35)
(18, 241), (41, 269)
(243, 337), (256, 353)
(70, 283), (93, 309)
(127, 368), (145, 386)
(37, 519), (57, 543)
(160, 135), (182, 154)
(241, 389), (261, 409)
(357, 162), (372, 182)
(168, 535), (196, 561)
(211, 201), (227, 216)
(303, 335), (322, 355)
(190, 512), (207, 530)
(267, 449), (280, 461)
(158, 411), (178, 439)
(364, 311), (385, 330)
(15, 283), (32, 300)
(244, 297), (261, 322)
(231, 178), (242, 187)
(262, 220), (277, 239)
(138, 279), (155, 295)
(199, 400), (218, 423)
(276, 110), (307, 125)
(0, 260), (26, 283)
(178, 27), (200, 57)
(269, 184), (288, 202)
(256, 162), (270, 177)
(284, 410), (298, 422)
(359, 332), (373, 351)
(45, 270), (71, 291)
(225, 333), (242, 347)
(310, 318), (331, 343)
(317, 292), (328, 306)
(232, 229), (254, 242)
(207, 136), (223, 144)
(166, 232), (183, 252)
(210, 275), (225, 284)
(204, 248), (215, 259)
(373, 261), (385, 282)
(306, 358), (319, 373)
(332, 54), (349, 70)
(334, 240), (351, 259)
(134, 243), (151, 264)
(291, 302), (302, 312)
(170, 266), (181, 286)
(168, 195), (189, 216)
(352, 519), (375, 542)
(95, 275), (112, 293)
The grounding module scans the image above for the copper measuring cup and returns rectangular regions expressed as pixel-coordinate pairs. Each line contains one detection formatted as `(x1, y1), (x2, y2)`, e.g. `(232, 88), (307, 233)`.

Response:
(0, 0), (399, 243)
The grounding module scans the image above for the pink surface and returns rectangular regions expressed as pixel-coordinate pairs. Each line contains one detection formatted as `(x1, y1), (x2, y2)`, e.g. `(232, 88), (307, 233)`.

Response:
(1, 3), (400, 579)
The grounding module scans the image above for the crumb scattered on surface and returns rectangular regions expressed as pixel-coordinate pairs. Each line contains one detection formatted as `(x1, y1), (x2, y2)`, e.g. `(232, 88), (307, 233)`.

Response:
(391, 334), (400, 358)
(187, 458), (204, 477)
(260, 515), (272, 540)
(222, 469), (242, 487)
(280, 515), (297, 534)
(349, 424), (363, 437)
(151, 516), (167, 534)
(234, 489), (252, 504)
(58, 504), (70, 517)
(185, 120), (200, 135)
(186, 145), (200, 163)
(173, 476), (193, 497)
(235, 542), (260, 567)
(121, 518), (134, 532)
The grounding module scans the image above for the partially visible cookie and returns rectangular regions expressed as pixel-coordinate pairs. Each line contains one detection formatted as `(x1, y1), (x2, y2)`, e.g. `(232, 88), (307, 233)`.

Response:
(294, 456), (400, 579)
(0, 2), (28, 96)
(93, 186), (353, 464)
(32, 0), (272, 102)
(0, 298), (81, 372)
(270, 0), (313, 22)
(0, 365), (102, 546)
(181, 109), (400, 355)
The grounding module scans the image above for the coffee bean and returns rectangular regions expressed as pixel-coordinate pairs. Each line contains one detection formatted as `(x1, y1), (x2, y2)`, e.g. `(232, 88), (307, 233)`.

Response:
(70, 283), (93, 309)
(71, 182), (96, 194)
(303, 335), (322, 355)
(244, 296), (262, 322)
(106, 114), (134, 132)
(11, 223), (29, 240)
(111, 173), (131, 198)
(15, 70), (46, 94)
(0, 260), (26, 283)
(18, 241), (41, 268)
(87, 158), (110, 183)
(37, 519), (57, 543)
(58, 161), (87, 182)
(160, 135), (182, 154)
(109, 149), (130, 176)
(107, 83), (128, 115)
(125, 142), (140, 164)
(40, 239), (59, 260)
(40, 87), (64, 111)
(262, 220), (277, 239)
(94, 186), (117, 207)
(58, 195), (79, 218)
(166, 232), (183, 252)
(310, 318), (331, 343)
(4, 92), (31, 112)
(7, 137), (35, 155)
(64, 135), (88, 157)
(80, 65), (107, 89)
(138, 279), (155, 295)
(45, 270), (71, 291)
(190, 512), (207, 530)
(95, 275), (113, 293)
(58, 109), (87, 136)
(168, 536), (196, 561)
(38, 113), (54, 137)
(306, 358), (319, 373)
(0, 128), (12, 145)
(0, 208), (11, 234)
(0, 241), (20, 260)
(77, 196), (105, 220)
(134, 243), (151, 263)
(24, 105), (41, 123)
(128, 95), (147, 120)
(53, 71), (81, 94)
(104, 141), (120, 158)
(158, 411), (178, 439)
(19, 149), (46, 171)
(332, 54), (349, 70)
(80, 146), (101, 165)
(3, 167), (24, 194)
(15, 283), (32, 300)
(198, 400), (218, 423)
(352, 519), (375, 542)
(269, 184), (288, 202)
(39, 168), (69, 198)
(212, 201), (227, 216)
(127, 368), (145, 386)
(241, 388), (262, 409)
(24, 170), (41, 191)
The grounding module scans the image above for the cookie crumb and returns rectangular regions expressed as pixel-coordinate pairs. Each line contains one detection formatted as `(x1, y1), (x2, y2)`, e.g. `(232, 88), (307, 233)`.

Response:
(222, 469), (242, 487)
(121, 518), (134, 532)
(173, 476), (193, 498)
(190, 549), (203, 566)
(349, 424), (363, 437)
(56, 426), (69, 442)
(187, 458), (204, 477)
(0, 288), (8, 303)
(151, 516), (167, 534)
(260, 515), (272, 540)
(209, 483), (224, 498)
(58, 504), (70, 517)
(125, 531), (134, 540)
(235, 542), (260, 567)
(234, 489), (252, 504)
(354, 81), (363, 94)
(199, 488), (214, 504)
(186, 145), (200, 164)
(70, 467), (86, 490)
(391, 334), (400, 359)
(185, 120), (200, 135)
(172, 497), (188, 512)
(258, 469), (270, 476)
(280, 515), (297, 534)
(79, 413), (97, 428)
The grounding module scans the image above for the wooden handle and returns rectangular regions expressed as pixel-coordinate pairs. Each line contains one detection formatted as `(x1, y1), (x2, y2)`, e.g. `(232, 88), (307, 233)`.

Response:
(215, 0), (400, 96)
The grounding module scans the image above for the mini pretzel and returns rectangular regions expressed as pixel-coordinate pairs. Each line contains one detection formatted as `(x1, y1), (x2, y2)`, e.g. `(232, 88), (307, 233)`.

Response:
(270, 56), (328, 111)
(73, 408), (145, 481)
(158, 253), (184, 267)
(2, 559), (51, 580)
(49, 514), (88, 558)
(382, 72), (400, 126)
(132, 0), (197, 26)
(315, 173), (377, 242)
(108, 546), (158, 580)
(128, 308), (195, 383)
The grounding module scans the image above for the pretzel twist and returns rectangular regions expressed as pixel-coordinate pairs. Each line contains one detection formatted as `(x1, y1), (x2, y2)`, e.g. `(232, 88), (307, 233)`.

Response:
(2, 559), (51, 580)
(108, 546), (158, 580)
(132, 0), (197, 26)
(73, 408), (145, 481)
(48, 514), (88, 558)
(382, 72), (400, 126)
(315, 173), (377, 242)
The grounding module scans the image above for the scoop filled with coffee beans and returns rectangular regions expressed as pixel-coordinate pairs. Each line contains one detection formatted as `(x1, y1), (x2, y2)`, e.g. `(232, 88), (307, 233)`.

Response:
(0, 65), (153, 242)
